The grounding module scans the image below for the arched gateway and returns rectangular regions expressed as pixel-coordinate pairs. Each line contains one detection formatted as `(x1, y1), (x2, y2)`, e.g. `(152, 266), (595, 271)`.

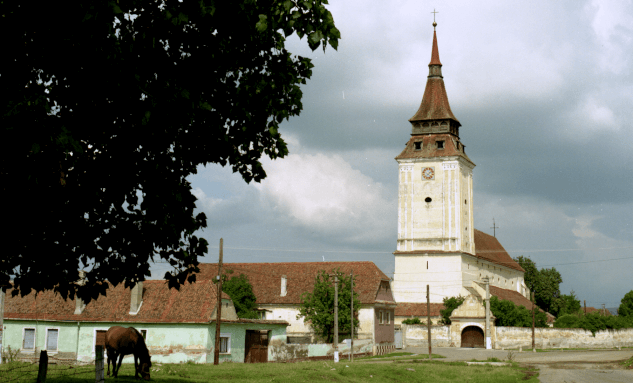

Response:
(461, 326), (484, 348)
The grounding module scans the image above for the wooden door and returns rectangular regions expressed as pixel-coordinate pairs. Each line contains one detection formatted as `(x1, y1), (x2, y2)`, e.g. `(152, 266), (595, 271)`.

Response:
(461, 326), (484, 348)
(244, 330), (268, 363)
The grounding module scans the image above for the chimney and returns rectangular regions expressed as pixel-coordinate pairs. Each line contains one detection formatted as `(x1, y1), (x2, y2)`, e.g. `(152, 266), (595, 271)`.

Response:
(280, 275), (287, 297)
(129, 281), (143, 315)
(74, 270), (87, 315)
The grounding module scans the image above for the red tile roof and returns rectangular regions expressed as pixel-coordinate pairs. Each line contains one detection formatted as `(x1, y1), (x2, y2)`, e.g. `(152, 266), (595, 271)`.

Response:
(473, 230), (524, 272)
(4, 280), (232, 323)
(395, 134), (473, 163)
(395, 287), (548, 319)
(195, 262), (393, 305)
(395, 303), (445, 317)
(394, 231), (523, 273)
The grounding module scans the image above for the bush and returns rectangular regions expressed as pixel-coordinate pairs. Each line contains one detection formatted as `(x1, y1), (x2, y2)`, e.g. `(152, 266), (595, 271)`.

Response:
(439, 296), (465, 325)
(402, 317), (422, 325)
(553, 311), (633, 335)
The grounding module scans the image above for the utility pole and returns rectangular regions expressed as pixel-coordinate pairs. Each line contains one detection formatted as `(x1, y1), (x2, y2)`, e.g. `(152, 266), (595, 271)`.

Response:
(213, 238), (224, 365)
(484, 277), (491, 349)
(333, 274), (339, 363)
(584, 300), (586, 315)
(0, 287), (5, 365)
(427, 285), (432, 360)
(602, 303), (606, 316)
(350, 271), (354, 362)
(531, 292), (536, 353)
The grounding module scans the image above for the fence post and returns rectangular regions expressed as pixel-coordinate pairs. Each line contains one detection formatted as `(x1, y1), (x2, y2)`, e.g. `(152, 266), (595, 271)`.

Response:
(95, 345), (105, 383)
(36, 350), (48, 383)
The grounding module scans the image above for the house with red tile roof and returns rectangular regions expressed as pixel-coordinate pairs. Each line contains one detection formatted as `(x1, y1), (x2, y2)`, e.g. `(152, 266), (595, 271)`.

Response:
(1, 279), (289, 363)
(195, 261), (397, 353)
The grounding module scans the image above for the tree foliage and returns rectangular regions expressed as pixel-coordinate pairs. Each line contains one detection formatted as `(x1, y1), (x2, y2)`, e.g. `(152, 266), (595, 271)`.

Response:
(619, 290), (633, 318)
(489, 296), (547, 327)
(1, 0), (339, 302)
(439, 296), (466, 325)
(297, 269), (360, 343)
(219, 271), (258, 319)
(556, 291), (581, 317)
(554, 312), (633, 335)
(402, 317), (422, 325)
(514, 256), (565, 316)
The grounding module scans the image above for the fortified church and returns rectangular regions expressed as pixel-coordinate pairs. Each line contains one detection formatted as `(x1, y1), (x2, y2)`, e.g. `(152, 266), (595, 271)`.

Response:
(391, 21), (531, 312)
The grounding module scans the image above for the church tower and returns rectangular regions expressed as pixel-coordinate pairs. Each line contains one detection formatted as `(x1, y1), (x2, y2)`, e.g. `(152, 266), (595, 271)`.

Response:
(392, 21), (476, 303)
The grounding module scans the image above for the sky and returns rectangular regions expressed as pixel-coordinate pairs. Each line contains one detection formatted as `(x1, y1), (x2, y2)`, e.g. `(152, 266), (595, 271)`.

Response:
(148, 0), (633, 311)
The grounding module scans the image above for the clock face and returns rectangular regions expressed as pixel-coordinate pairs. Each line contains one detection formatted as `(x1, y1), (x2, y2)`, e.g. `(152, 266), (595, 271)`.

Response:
(422, 167), (435, 180)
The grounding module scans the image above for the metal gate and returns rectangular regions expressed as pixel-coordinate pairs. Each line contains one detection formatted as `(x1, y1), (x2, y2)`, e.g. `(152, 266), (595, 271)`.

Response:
(245, 330), (268, 363)
(461, 326), (484, 348)
(394, 328), (403, 349)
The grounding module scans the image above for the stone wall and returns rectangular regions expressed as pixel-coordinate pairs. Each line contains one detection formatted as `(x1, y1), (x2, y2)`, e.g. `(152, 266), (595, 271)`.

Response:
(402, 325), (452, 348)
(495, 327), (633, 349)
(269, 338), (373, 362)
(402, 323), (633, 350)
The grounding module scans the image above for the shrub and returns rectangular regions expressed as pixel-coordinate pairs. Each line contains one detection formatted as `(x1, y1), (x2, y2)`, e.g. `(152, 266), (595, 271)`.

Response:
(402, 317), (422, 325)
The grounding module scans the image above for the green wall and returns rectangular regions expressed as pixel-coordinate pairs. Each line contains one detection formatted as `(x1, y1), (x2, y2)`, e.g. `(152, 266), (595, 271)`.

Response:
(3, 320), (288, 364)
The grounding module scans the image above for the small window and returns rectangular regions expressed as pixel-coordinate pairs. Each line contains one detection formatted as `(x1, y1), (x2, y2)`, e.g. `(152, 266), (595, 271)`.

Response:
(140, 330), (147, 340)
(46, 329), (59, 352)
(379, 311), (384, 324)
(386, 312), (391, 324)
(436, 141), (444, 149)
(414, 141), (422, 150)
(426, 261), (428, 269)
(425, 197), (432, 203)
(465, 199), (467, 204)
(220, 333), (231, 354)
(23, 328), (36, 350)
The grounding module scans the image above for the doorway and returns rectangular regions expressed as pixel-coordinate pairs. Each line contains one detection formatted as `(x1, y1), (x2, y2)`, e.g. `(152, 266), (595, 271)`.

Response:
(461, 326), (484, 348)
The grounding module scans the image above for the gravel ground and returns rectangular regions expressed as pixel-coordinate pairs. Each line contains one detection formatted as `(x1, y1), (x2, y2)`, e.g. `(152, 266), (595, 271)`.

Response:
(402, 347), (633, 382)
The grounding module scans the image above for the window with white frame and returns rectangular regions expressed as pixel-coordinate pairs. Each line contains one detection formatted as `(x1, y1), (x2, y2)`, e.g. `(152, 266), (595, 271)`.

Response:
(386, 311), (390, 324)
(139, 329), (148, 340)
(379, 311), (383, 324)
(46, 329), (59, 352)
(23, 328), (36, 350)
(219, 333), (231, 354)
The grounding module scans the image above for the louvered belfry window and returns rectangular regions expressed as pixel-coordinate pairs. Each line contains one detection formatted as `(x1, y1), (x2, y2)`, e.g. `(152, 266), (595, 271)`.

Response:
(47, 329), (59, 351)
(23, 328), (35, 350)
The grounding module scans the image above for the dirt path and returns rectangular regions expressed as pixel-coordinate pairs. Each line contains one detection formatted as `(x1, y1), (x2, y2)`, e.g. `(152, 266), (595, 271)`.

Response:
(400, 347), (633, 382)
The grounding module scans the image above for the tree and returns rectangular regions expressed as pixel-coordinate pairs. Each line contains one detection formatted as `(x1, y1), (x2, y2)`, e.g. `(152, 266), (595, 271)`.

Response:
(514, 256), (564, 316)
(557, 291), (581, 317)
(619, 290), (633, 317)
(439, 296), (465, 325)
(1, 1), (340, 302)
(297, 269), (360, 343)
(220, 271), (258, 319)
(489, 296), (547, 327)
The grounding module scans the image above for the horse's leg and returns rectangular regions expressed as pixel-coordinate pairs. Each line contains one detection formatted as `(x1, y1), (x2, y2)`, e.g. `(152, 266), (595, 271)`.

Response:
(116, 353), (124, 378)
(134, 353), (139, 379)
(106, 348), (113, 377)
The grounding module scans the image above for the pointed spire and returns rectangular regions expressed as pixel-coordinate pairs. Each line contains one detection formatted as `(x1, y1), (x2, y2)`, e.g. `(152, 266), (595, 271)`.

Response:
(429, 30), (442, 66)
(409, 21), (460, 127)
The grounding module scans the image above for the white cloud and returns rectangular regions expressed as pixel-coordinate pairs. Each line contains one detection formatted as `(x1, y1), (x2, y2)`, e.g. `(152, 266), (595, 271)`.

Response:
(256, 152), (395, 245)
(587, 0), (633, 74)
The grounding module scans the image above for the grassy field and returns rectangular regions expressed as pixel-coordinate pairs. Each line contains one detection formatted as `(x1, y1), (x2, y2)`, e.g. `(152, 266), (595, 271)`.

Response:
(356, 352), (446, 361)
(0, 359), (538, 382)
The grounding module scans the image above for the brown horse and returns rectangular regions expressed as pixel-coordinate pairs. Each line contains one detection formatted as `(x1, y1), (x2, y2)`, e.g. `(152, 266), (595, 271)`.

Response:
(105, 326), (152, 380)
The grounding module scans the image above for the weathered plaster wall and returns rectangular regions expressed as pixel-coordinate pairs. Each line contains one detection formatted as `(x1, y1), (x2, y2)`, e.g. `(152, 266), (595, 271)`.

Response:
(495, 327), (633, 349)
(260, 305), (374, 342)
(393, 253), (465, 303)
(269, 338), (373, 362)
(2, 320), (80, 361)
(402, 324), (452, 347)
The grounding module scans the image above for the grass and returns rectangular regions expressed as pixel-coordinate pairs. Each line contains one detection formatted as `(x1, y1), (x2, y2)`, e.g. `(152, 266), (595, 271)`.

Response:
(0, 359), (537, 382)
(622, 355), (633, 369)
(503, 346), (633, 353)
(356, 352), (445, 361)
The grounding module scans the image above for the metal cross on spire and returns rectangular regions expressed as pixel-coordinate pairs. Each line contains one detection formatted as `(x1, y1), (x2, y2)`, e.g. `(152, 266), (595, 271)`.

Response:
(491, 218), (500, 238)
(431, 9), (438, 29)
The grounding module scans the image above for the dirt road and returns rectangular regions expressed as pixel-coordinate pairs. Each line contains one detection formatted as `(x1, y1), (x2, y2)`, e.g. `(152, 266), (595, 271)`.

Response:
(403, 347), (633, 382)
